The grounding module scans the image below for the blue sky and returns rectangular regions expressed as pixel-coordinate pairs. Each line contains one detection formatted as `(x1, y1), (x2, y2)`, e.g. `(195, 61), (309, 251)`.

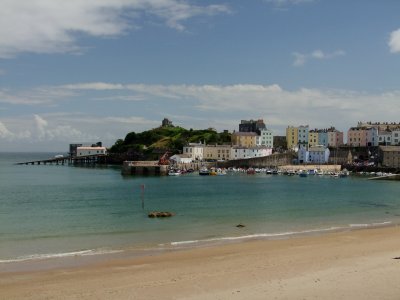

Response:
(1, 0), (400, 151)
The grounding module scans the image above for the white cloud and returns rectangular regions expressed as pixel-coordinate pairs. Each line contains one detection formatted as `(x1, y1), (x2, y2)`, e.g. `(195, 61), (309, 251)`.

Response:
(0, 0), (230, 58)
(0, 87), (76, 105)
(389, 28), (400, 53)
(2, 82), (400, 151)
(0, 121), (13, 138)
(62, 82), (125, 90)
(293, 49), (345, 66)
(55, 82), (400, 130)
(265, 0), (315, 6)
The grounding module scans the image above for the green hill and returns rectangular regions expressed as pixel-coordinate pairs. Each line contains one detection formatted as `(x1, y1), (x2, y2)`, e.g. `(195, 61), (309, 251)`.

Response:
(109, 126), (231, 160)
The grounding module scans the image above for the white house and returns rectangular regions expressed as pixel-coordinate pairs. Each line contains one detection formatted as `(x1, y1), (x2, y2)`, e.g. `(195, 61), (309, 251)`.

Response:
(378, 129), (392, 145)
(256, 128), (274, 148)
(391, 129), (400, 145)
(298, 145), (309, 163)
(299, 145), (330, 164)
(169, 154), (193, 164)
(183, 143), (205, 161)
(308, 145), (330, 164)
(76, 146), (107, 157)
(366, 127), (379, 146)
(230, 146), (272, 160)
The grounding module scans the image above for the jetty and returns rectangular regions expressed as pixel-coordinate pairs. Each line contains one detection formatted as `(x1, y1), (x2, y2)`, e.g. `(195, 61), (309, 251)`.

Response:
(121, 161), (169, 176)
(368, 174), (400, 181)
(15, 154), (108, 165)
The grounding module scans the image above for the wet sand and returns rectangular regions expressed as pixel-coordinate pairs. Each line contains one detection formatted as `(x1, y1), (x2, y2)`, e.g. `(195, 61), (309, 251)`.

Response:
(1, 225), (400, 299)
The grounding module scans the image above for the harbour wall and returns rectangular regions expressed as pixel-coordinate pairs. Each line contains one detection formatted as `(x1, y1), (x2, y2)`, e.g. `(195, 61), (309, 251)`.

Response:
(218, 153), (295, 168)
(278, 164), (341, 173)
(121, 161), (169, 176)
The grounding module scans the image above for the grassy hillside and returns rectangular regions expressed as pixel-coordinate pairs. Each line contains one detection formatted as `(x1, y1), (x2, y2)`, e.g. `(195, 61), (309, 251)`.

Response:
(109, 126), (231, 160)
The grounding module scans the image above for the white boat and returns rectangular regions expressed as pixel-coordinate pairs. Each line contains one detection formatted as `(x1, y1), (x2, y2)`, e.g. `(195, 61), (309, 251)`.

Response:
(199, 167), (210, 176)
(299, 170), (308, 177)
(168, 169), (181, 176)
(217, 168), (227, 176)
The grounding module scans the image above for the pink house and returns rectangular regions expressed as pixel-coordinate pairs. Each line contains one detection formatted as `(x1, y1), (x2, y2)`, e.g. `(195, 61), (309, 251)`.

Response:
(347, 127), (378, 147)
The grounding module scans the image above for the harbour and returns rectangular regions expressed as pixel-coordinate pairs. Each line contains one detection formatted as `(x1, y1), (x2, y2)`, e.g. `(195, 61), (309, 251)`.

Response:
(2, 152), (400, 268)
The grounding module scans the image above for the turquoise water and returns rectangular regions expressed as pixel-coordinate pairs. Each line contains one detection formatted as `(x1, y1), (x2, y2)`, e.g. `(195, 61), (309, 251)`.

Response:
(1, 152), (400, 263)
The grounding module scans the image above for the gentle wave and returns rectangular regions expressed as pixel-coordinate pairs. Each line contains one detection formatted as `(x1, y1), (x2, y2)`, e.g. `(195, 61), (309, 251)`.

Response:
(350, 221), (392, 228)
(169, 226), (344, 246)
(169, 222), (393, 247)
(0, 249), (123, 264)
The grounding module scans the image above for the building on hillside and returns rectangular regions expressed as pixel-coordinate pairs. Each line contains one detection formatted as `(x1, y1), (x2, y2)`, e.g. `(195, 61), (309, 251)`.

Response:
(286, 126), (299, 150)
(378, 129), (392, 145)
(318, 130), (329, 148)
(327, 127), (344, 148)
(357, 121), (400, 131)
(231, 131), (258, 147)
(203, 144), (232, 161)
(286, 125), (314, 150)
(308, 145), (330, 164)
(378, 146), (400, 168)
(298, 125), (309, 147)
(297, 145), (330, 164)
(183, 143), (205, 161)
(161, 118), (173, 127)
(347, 127), (378, 147)
(298, 145), (309, 164)
(392, 129), (400, 145)
(257, 128), (274, 148)
(308, 130), (319, 147)
(239, 119), (266, 134)
(230, 146), (272, 160)
(76, 146), (107, 157)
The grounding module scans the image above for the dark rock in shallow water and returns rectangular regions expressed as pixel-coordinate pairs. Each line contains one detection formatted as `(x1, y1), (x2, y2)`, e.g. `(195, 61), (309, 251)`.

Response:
(148, 211), (175, 218)
(236, 223), (245, 228)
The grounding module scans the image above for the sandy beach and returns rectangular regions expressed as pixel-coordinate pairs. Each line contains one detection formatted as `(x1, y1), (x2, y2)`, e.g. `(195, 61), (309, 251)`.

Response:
(1, 226), (400, 300)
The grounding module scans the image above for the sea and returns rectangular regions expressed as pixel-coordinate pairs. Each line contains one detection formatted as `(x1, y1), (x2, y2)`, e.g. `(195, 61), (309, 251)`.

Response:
(1, 152), (400, 271)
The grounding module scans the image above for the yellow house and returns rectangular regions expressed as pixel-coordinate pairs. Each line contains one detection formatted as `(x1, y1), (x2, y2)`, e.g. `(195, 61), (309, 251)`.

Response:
(231, 132), (257, 147)
(308, 131), (319, 147)
(203, 145), (232, 160)
(286, 126), (298, 150)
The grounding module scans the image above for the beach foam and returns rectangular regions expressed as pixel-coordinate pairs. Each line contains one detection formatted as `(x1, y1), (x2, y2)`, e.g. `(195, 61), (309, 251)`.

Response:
(169, 222), (394, 247)
(0, 249), (123, 264)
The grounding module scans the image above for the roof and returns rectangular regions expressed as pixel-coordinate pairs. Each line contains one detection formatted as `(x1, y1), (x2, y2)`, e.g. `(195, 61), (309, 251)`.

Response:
(233, 132), (257, 137)
(76, 146), (106, 150)
(379, 146), (400, 152)
(309, 145), (328, 152)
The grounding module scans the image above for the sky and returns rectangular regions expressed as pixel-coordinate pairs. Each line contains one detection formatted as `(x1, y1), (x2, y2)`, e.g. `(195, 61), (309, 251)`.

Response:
(1, 0), (400, 151)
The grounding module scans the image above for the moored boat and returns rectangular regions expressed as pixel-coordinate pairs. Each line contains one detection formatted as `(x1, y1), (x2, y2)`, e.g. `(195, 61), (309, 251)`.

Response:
(168, 169), (181, 176)
(299, 170), (308, 177)
(199, 167), (210, 176)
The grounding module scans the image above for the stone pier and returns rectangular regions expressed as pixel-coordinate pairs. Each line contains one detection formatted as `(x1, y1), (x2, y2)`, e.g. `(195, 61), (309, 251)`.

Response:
(121, 161), (169, 176)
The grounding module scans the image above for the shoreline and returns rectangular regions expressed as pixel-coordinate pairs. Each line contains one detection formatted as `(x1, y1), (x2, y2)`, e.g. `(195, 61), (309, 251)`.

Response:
(2, 225), (400, 299)
(1, 220), (396, 273)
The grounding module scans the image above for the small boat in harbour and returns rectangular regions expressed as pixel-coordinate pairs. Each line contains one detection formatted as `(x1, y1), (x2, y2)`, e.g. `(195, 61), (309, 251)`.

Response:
(199, 167), (210, 176)
(299, 170), (308, 177)
(246, 168), (256, 175)
(168, 169), (182, 176)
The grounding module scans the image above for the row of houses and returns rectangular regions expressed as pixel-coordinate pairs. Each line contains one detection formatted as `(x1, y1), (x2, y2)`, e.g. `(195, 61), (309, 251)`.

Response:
(180, 143), (273, 163)
(286, 122), (400, 150)
(176, 119), (275, 163)
(286, 126), (344, 150)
